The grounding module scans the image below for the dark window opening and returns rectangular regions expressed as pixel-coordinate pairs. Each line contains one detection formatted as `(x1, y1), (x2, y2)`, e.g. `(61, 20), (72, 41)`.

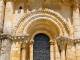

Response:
(19, 6), (22, 9)
(33, 33), (50, 60)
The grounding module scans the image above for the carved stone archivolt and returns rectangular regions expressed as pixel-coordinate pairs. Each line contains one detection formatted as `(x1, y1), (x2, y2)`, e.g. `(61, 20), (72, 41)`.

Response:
(15, 8), (71, 37)
(12, 8), (73, 60)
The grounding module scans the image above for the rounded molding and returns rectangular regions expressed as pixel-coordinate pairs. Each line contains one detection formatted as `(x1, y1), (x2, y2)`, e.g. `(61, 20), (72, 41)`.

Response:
(15, 8), (71, 40)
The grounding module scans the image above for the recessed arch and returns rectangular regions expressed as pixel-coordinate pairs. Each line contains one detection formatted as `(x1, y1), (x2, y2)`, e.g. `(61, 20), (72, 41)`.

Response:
(14, 8), (72, 60)
(15, 8), (71, 38)
(23, 18), (62, 35)
(29, 30), (53, 40)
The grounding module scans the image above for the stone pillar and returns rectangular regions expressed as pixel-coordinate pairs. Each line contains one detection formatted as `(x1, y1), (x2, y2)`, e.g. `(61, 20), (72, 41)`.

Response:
(3, 1), (14, 34)
(60, 42), (65, 60)
(26, 43), (29, 60)
(21, 43), (27, 60)
(66, 40), (76, 60)
(29, 40), (34, 60)
(50, 40), (54, 60)
(0, 0), (4, 34)
(55, 40), (61, 60)
(1, 1), (14, 60)
(76, 40), (80, 60)
(73, 3), (80, 60)
(0, 0), (5, 56)
(73, 3), (80, 39)
(0, 38), (12, 60)
(0, 38), (1, 56)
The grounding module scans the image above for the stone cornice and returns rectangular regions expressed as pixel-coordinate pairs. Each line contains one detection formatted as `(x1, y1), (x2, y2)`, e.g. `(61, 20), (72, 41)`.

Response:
(0, 33), (29, 43)
(3, 0), (80, 9)
(56, 35), (80, 45)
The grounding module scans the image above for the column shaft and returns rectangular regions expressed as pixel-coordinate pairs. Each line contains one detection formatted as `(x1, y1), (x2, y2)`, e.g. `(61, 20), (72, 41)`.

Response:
(61, 46), (65, 60)
(50, 40), (54, 60)
(50, 44), (54, 60)
(0, 39), (12, 60)
(0, 0), (5, 34)
(21, 43), (27, 60)
(3, 1), (14, 34)
(0, 0), (5, 56)
(0, 39), (1, 56)
(30, 44), (33, 60)
(73, 5), (80, 38)
(0, 0), (5, 59)
(73, 4), (80, 60)
(29, 40), (34, 60)
(26, 44), (29, 60)
(55, 41), (61, 60)
(1, 1), (14, 60)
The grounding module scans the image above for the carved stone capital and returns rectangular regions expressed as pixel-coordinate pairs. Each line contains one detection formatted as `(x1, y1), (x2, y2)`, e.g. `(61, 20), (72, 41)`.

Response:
(60, 45), (65, 50)
(0, 33), (12, 40)
(73, 0), (79, 8)
(0, 34), (29, 43)
(74, 39), (80, 43)
(29, 40), (34, 44)
(50, 40), (55, 45)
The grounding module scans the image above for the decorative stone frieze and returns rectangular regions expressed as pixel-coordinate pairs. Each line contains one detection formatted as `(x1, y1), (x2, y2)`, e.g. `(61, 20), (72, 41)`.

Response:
(0, 33), (29, 42)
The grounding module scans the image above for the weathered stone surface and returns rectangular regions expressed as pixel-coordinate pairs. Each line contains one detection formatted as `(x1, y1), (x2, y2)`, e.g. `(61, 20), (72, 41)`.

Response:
(0, 39), (1, 56)
(76, 57), (80, 60)
(11, 50), (21, 57)
(0, 39), (11, 60)
(10, 57), (20, 60)
(3, 1), (14, 34)
(1, 0), (80, 60)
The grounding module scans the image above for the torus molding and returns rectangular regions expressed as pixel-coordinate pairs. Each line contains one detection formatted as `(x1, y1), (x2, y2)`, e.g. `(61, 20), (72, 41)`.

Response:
(15, 8), (71, 36)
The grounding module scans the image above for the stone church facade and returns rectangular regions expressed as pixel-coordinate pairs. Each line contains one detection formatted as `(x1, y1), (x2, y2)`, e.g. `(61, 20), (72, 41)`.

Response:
(0, 0), (80, 60)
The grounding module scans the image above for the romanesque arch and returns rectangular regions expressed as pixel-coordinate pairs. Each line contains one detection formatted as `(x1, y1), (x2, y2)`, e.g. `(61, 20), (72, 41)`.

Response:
(15, 8), (70, 39)
(14, 8), (71, 60)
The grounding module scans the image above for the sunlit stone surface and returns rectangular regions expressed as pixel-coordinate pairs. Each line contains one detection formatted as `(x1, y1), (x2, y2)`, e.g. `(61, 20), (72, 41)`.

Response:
(0, 0), (80, 60)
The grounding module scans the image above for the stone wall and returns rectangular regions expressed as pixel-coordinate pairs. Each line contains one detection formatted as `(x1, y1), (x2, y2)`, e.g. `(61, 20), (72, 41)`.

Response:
(0, 0), (80, 60)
